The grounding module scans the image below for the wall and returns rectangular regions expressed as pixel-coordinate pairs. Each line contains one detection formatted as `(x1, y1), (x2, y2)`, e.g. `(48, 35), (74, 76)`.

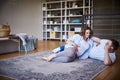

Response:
(0, 0), (45, 40)
(0, 0), (120, 41)
(93, 0), (120, 43)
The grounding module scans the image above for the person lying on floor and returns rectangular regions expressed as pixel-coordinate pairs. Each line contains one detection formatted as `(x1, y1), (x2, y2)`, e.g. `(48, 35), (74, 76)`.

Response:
(77, 36), (119, 66)
(87, 39), (119, 66)
(41, 27), (99, 63)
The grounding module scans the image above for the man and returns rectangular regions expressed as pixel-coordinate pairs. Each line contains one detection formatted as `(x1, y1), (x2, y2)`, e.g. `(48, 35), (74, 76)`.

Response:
(88, 39), (119, 65)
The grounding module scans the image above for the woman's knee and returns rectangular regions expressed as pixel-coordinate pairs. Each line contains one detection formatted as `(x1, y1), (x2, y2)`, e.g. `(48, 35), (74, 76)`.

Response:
(52, 57), (74, 63)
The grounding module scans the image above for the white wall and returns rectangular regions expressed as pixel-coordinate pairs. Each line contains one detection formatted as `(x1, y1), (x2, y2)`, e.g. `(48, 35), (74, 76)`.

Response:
(0, 0), (45, 40)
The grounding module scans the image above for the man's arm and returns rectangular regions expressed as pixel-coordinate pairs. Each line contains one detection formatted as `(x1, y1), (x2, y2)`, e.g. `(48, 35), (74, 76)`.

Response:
(104, 43), (113, 65)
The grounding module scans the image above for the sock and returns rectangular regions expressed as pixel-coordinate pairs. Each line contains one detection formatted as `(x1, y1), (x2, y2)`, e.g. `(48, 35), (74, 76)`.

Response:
(52, 47), (61, 53)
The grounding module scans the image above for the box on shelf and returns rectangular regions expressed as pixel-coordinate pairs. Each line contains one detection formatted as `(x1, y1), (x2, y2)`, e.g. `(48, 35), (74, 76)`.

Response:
(75, 27), (81, 32)
(68, 31), (75, 38)
(50, 32), (59, 38)
(54, 27), (60, 31)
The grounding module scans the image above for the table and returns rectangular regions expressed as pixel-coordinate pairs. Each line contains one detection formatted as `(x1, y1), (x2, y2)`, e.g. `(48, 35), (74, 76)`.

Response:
(0, 35), (21, 52)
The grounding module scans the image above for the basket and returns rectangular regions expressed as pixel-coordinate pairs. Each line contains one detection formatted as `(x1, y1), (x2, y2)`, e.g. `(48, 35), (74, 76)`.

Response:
(0, 25), (10, 37)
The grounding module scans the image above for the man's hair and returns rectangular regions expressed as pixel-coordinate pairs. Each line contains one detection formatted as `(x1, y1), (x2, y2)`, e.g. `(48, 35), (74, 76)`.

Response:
(80, 27), (93, 38)
(110, 39), (119, 51)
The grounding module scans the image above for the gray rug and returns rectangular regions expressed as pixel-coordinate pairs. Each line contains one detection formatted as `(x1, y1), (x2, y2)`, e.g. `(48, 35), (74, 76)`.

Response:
(0, 51), (107, 80)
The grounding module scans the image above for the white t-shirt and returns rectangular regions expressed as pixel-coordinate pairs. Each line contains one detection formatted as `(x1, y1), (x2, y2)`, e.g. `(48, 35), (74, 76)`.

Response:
(89, 39), (116, 63)
(78, 36), (94, 59)
(65, 34), (95, 57)
(65, 34), (86, 48)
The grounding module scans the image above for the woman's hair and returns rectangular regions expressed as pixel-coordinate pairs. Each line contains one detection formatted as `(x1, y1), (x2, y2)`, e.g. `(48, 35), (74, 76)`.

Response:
(110, 39), (119, 51)
(80, 27), (93, 38)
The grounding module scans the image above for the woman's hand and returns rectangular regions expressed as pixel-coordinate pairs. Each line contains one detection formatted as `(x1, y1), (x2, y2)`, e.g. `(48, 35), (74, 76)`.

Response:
(66, 40), (78, 52)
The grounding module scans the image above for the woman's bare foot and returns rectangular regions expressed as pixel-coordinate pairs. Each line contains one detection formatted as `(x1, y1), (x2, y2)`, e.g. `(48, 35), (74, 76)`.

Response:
(41, 54), (56, 62)
(41, 57), (48, 61)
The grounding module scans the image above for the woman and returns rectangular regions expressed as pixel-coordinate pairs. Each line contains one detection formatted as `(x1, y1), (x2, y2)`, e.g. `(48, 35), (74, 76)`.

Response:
(41, 27), (98, 62)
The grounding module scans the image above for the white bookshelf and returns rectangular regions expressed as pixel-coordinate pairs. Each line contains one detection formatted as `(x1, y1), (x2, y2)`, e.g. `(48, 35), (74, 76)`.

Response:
(42, 0), (93, 41)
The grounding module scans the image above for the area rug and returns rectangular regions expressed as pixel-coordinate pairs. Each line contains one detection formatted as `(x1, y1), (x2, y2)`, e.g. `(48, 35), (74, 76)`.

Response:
(0, 51), (107, 80)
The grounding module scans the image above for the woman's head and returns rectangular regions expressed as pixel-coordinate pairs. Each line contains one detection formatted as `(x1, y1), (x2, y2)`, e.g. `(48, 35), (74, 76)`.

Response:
(80, 27), (93, 39)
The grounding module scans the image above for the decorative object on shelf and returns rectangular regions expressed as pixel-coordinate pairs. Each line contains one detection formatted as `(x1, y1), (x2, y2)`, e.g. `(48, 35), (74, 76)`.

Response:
(63, 20), (69, 24)
(87, 20), (90, 27)
(43, 21), (47, 24)
(71, 19), (81, 23)
(46, 29), (53, 31)
(47, 14), (51, 17)
(50, 21), (53, 24)
(54, 21), (57, 24)
(42, 7), (46, 11)
(72, 2), (77, 8)
(69, 14), (73, 16)
(0, 24), (10, 37)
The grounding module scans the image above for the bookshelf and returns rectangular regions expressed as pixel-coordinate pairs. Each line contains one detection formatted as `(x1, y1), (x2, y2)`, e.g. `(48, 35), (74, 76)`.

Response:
(42, 0), (93, 41)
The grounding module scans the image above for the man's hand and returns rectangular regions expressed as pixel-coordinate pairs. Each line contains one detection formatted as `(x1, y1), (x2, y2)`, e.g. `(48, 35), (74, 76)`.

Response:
(104, 42), (112, 65)
(105, 42), (110, 52)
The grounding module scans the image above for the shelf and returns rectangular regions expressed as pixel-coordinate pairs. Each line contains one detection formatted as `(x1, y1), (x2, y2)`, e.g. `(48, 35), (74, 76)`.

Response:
(67, 15), (83, 17)
(45, 1), (64, 4)
(46, 16), (61, 18)
(44, 15), (83, 18)
(42, 0), (93, 41)
(67, 23), (82, 25)
(47, 8), (61, 11)
(43, 23), (61, 25)
(66, 7), (84, 9)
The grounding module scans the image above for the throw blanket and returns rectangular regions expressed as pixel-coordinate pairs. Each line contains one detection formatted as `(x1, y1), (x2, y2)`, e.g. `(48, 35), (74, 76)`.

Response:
(16, 33), (37, 52)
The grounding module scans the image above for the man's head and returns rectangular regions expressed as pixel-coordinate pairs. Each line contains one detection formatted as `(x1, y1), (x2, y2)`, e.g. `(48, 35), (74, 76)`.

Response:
(111, 39), (119, 50)
(108, 39), (119, 52)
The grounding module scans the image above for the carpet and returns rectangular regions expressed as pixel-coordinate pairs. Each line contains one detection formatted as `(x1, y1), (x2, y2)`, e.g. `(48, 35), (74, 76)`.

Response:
(0, 51), (107, 80)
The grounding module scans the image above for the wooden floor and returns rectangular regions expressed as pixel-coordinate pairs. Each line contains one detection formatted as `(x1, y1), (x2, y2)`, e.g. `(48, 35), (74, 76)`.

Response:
(0, 40), (120, 80)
